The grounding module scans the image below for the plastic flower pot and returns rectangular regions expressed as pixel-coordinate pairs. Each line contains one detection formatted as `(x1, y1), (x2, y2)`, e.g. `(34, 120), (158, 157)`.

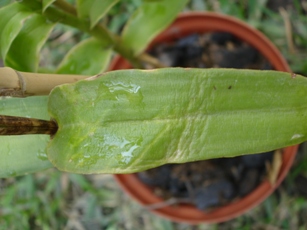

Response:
(110, 12), (296, 224)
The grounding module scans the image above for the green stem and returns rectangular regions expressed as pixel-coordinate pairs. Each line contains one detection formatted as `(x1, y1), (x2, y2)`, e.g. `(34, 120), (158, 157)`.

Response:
(53, 0), (77, 16)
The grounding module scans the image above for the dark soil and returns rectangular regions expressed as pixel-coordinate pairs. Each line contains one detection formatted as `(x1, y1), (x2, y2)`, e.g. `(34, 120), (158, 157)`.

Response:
(138, 32), (275, 211)
(148, 32), (272, 69)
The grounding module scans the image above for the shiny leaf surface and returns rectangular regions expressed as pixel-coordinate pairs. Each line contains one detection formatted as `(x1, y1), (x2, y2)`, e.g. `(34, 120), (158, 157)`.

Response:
(47, 68), (307, 174)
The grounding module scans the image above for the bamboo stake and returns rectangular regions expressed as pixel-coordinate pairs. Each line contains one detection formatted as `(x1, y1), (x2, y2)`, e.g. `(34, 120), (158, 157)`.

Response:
(0, 67), (88, 97)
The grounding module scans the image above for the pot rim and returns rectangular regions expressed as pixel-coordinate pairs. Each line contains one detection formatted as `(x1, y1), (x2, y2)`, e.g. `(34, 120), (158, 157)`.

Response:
(111, 12), (296, 224)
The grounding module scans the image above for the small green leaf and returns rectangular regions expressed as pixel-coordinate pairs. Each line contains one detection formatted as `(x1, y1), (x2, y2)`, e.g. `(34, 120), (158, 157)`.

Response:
(76, 0), (119, 29)
(47, 68), (307, 174)
(42, 0), (56, 12)
(5, 14), (55, 72)
(121, 0), (188, 56)
(0, 96), (52, 178)
(0, 3), (33, 60)
(56, 38), (112, 75)
(89, 0), (119, 29)
(76, 0), (93, 18)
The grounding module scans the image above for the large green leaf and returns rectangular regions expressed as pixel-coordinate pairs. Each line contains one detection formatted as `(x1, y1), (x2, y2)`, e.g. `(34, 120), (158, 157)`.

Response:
(0, 3), (33, 60)
(77, 0), (119, 29)
(0, 96), (52, 178)
(120, 0), (188, 56)
(5, 14), (55, 72)
(47, 68), (307, 174)
(56, 38), (112, 75)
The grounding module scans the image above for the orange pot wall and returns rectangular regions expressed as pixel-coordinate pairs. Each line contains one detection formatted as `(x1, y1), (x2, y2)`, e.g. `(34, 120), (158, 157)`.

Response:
(111, 13), (296, 224)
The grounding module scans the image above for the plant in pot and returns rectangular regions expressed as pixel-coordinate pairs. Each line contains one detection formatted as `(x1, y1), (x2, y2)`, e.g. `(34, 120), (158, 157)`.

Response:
(0, 0), (306, 225)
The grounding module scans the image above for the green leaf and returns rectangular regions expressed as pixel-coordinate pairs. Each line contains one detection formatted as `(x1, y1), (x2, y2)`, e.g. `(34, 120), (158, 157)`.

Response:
(77, 0), (119, 29)
(0, 3), (33, 60)
(56, 38), (112, 75)
(89, 0), (119, 29)
(47, 68), (307, 174)
(5, 14), (55, 72)
(120, 0), (188, 56)
(76, 0), (92, 18)
(0, 0), (13, 8)
(18, 0), (44, 10)
(0, 96), (52, 178)
(42, 0), (56, 12)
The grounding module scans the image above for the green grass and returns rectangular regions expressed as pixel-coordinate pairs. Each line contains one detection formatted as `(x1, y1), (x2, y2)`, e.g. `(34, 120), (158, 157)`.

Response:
(0, 170), (184, 229)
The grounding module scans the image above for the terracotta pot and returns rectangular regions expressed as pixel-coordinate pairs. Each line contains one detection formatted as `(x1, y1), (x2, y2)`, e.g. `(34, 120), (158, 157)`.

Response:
(110, 12), (296, 224)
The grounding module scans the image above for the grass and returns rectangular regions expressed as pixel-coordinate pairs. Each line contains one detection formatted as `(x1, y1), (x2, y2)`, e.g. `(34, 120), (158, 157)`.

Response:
(1, 0), (307, 229)
(0, 171), (184, 229)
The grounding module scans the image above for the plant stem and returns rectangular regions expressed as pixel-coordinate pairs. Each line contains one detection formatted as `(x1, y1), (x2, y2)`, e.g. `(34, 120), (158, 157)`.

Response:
(0, 115), (58, 136)
(0, 67), (88, 96)
(53, 0), (77, 16)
